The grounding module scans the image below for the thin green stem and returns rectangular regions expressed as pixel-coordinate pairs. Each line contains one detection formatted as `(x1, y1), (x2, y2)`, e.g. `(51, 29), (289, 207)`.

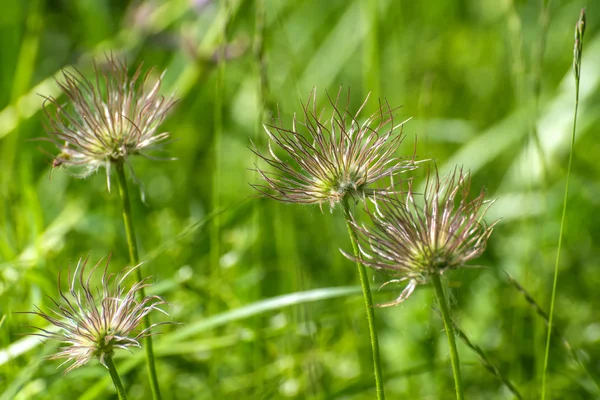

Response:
(252, 0), (267, 394)
(209, 0), (229, 319)
(432, 274), (464, 400)
(361, 0), (380, 100)
(451, 316), (522, 399)
(542, 49), (581, 400)
(104, 353), (128, 400)
(506, 271), (600, 391)
(528, 0), (552, 386)
(543, 10), (585, 397)
(114, 162), (139, 266)
(530, 0), (551, 186)
(114, 161), (161, 400)
(341, 198), (385, 400)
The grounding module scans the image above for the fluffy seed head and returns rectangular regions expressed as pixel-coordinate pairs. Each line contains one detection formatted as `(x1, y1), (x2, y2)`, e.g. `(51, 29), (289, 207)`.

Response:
(43, 55), (176, 186)
(25, 256), (168, 373)
(251, 89), (418, 211)
(344, 167), (496, 306)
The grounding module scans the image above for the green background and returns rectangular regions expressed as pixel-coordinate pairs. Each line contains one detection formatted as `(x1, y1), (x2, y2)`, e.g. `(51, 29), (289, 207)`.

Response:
(1, 0), (599, 399)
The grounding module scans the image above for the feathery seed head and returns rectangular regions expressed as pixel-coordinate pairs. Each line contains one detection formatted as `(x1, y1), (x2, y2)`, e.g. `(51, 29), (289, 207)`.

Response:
(251, 88), (418, 211)
(344, 167), (496, 306)
(43, 55), (176, 187)
(25, 256), (168, 373)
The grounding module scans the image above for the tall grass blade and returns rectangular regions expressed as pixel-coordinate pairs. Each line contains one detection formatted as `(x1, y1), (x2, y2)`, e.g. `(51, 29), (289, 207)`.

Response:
(542, 9), (586, 399)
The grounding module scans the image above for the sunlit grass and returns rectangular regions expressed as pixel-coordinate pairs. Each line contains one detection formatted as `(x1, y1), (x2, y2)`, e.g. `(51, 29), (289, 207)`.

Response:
(1, 1), (599, 399)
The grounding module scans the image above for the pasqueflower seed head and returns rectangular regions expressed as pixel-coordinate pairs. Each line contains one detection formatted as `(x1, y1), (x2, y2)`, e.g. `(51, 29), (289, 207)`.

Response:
(24, 256), (168, 373)
(344, 166), (496, 306)
(251, 88), (418, 211)
(43, 55), (176, 188)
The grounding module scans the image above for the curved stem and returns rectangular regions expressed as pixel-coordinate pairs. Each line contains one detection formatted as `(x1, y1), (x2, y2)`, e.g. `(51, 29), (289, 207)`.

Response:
(432, 273), (464, 400)
(341, 198), (385, 400)
(104, 354), (128, 400)
(114, 161), (162, 400)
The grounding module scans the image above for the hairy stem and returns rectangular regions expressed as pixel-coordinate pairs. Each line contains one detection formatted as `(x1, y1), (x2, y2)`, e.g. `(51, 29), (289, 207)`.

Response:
(432, 274), (464, 400)
(114, 161), (161, 400)
(105, 353), (128, 400)
(342, 198), (385, 400)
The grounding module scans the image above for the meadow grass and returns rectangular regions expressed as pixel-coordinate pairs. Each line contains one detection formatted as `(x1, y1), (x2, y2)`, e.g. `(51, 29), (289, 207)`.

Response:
(1, 1), (599, 399)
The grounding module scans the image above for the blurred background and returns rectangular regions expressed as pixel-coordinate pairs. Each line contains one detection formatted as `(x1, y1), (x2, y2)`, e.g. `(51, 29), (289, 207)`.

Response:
(1, 0), (599, 398)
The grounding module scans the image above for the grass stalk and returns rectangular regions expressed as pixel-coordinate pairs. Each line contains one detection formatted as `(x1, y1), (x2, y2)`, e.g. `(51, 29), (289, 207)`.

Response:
(210, 1), (227, 300)
(451, 317), (522, 399)
(432, 274), (464, 400)
(529, 0), (552, 385)
(104, 354), (128, 400)
(341, 198), (385, 400)
(114, 161), (161, 400)
(507, 272), (600, 390)
(361, 0), (380, 99)
(530, 0), (551, 185)
(542, 9), (585, 399)
(252, 0), (267, 393)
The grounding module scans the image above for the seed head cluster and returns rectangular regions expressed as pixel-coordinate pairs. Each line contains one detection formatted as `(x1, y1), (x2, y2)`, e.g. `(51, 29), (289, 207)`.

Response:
(43, 55), (176, 185)
(344, 167), (496, 306)
(251, 89), (417, 210)
(26, 257), (167, 373)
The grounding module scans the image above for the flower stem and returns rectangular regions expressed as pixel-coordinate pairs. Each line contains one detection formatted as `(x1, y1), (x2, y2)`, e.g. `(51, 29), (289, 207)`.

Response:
(432, 273), (464, 400)
(114, 161), (162, 400)
(341, 198), (385, 400)
(104, 354), (129, 400)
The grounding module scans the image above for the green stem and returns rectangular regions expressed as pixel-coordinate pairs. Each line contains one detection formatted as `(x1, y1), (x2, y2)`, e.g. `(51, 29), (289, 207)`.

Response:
(114, 161), (162, 400)
(104, 353), (128, 400)
(530, 0), (551, 186)
(341, 198), (385, 400)
(209, 0), (228, 318)
(361, 0), (380, 99)
(432, 273), (464, 400)
(542, 35), (582, 400)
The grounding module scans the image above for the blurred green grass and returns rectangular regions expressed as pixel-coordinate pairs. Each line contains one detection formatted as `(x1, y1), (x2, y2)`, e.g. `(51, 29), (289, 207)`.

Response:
(1, 0), (600, 398)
